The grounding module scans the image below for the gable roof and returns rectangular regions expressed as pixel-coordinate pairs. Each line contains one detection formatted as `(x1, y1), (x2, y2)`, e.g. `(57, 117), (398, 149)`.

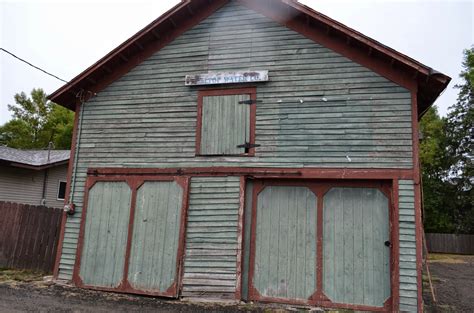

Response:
(48, 0), (450, 118)
(0, 146), (70, 170)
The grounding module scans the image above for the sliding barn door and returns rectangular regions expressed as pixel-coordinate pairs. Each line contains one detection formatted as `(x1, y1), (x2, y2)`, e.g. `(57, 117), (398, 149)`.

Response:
(78, 182), (132, 288)
(75, 177), (187, 297)
(323, 187), (390, 307)
(252, 185), (318, 300)
(128, 181), (184, 294)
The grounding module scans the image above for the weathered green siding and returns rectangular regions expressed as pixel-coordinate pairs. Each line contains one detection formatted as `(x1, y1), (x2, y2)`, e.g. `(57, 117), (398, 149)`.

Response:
(79, 182), (131, 288)
(128, 181), (183, 292)
(181, 176), (241, 299)
(323, 187), (390, 307)
(201, 94), (250, 155)
(254, 186), (317, 300)
(57, 0), (413, 285)
(398, 180), (418, 312)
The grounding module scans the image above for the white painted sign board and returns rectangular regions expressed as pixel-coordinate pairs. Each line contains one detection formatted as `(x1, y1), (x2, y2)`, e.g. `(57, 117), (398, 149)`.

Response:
(185, 71), (269, 86)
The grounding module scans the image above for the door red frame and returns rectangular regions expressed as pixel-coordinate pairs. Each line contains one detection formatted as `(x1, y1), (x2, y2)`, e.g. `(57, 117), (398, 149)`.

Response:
(72, 174), (190, 298)
(247, 179), (397, 312)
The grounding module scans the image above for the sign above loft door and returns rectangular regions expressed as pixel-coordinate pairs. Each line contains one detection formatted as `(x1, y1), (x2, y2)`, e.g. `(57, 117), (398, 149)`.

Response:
(185, 71), (269, 86)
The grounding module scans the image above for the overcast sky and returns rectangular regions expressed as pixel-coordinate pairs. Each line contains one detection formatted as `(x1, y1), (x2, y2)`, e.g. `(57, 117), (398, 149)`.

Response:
(1, 0), (473, 125)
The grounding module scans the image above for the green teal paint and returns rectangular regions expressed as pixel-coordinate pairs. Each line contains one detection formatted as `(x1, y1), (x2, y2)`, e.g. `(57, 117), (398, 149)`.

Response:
(182, 177), (241, 299)
(241, 180), (254, 301)
(128, 181), (183, 292)
(58, 1), (414, 284)
(79, 182), (131, 288)
(398, 180), (418, 312)
(254, 186), (317, 300)
(322, 187), (390, 307)
(201, 94), (250, 155)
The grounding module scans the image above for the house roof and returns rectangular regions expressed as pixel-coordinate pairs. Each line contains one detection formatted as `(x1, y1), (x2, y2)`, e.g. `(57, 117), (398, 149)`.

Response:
(0, 146), (70, 170)
(48, 0), (450, 118)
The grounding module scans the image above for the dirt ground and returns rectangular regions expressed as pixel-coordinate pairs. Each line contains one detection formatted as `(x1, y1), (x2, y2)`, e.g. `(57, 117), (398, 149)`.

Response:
(423, 254), (474, 313)
(1, 255), (473, 313)
(0, 280), (269, 313)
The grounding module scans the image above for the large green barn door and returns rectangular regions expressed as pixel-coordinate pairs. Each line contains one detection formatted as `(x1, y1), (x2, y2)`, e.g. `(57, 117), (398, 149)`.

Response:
(78, 182), (132, 288)
(128, 181), (184, 296)
(322, 187), (390, 307)
(253, 185), (317, 300)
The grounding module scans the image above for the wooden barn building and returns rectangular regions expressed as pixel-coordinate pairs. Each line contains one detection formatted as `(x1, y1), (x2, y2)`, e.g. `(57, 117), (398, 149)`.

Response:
(49, 1), (450, 312)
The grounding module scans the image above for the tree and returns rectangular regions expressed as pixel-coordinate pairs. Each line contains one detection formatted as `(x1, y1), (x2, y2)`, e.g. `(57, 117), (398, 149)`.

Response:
(444, 47), (474, 233)
(419, 107), (456, 233)
(0, 88), (74, 149)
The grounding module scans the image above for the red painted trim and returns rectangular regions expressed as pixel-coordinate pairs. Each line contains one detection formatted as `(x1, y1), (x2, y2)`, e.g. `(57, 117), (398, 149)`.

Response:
(72, 174), (189, 298)
(195, 87), (257, 157)
(247, 179), (395, 311)
(87, 167), (414, 180)
(53, 102), (80, 280)
(176, 176), (190, 297)
(414, 183), (423, 312)
(235, 176), (246, 300)
(392, 179), (400, 312)
(411, 89), (424, 312)
(412, 89), (421, 185)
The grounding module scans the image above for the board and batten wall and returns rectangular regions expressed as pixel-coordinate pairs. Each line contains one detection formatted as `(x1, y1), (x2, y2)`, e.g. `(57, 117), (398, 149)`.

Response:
(57, 1), (418, 311)
(0, 164), (68, 209)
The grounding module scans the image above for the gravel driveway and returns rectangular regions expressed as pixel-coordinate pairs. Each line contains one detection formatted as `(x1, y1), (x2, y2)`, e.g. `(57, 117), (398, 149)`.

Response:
(423, 254), (474, 312)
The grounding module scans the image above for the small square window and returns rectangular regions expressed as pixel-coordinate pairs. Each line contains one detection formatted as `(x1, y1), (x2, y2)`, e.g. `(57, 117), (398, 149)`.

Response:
(196, 88), (257, 156)
(57, 181), (67, 200)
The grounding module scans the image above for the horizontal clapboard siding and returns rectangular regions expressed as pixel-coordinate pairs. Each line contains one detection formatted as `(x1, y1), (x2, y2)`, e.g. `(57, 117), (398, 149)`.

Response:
(398, 180), (418, 312)
(57, 1), (414, 280)
(181, 177), (241, 299)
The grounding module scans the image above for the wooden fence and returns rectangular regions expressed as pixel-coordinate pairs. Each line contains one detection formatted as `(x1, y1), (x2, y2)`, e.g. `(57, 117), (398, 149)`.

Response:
(0, 202), (63, 272)
(426, 233), (474, 255)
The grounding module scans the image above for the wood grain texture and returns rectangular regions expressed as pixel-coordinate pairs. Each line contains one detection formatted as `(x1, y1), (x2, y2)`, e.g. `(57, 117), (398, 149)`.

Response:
(181, 176), (241, 299)
(128, 181), (183, 292)
(79, 182), (131, 288)
(254, 186), (317, 300)
(322, 187), (390, 307)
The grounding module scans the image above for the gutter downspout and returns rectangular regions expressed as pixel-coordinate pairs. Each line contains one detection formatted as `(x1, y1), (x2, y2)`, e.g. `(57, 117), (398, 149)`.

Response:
(65, 95), (86, 215)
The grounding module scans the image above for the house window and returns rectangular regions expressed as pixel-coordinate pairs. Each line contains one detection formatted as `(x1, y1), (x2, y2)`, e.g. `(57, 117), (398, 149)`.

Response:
(57, 181), (67, 200)
(196, 88), (257, 156)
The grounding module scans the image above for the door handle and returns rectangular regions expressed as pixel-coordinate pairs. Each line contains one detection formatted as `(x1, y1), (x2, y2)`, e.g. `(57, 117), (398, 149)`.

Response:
(384, 241), (392, 248)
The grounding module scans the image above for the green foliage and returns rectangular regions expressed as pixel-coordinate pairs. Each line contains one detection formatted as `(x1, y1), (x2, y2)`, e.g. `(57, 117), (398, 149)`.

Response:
(421, 47), (474, 234)
(0, 88), (74, 149)
(444, 47), (474, 233)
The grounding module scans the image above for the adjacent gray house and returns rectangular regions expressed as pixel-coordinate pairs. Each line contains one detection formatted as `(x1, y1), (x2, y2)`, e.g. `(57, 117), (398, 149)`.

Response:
(0, 146), (69, 208)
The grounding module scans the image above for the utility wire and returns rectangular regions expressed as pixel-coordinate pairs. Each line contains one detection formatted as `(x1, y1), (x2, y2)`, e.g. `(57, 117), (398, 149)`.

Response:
(1, 47), (69, 83)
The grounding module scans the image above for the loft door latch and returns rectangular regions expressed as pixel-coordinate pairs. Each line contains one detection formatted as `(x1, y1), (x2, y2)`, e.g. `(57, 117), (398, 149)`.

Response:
(238, 99), (262, 105)
(237, 142), (261, 149)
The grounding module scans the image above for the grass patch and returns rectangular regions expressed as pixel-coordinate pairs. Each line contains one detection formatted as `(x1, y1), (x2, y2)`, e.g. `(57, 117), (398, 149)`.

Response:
(0, 268), (45, 282)
(428, 253), (468, 264)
